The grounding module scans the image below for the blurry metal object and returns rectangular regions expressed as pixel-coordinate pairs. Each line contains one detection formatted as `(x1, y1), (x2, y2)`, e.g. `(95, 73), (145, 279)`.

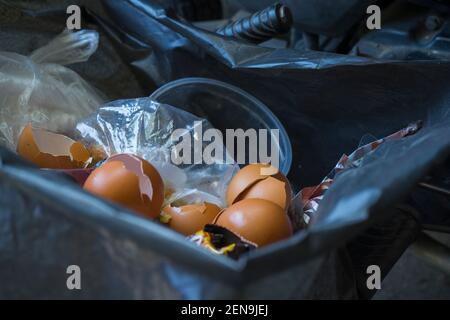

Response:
(351, 2), (450, 60)
(419, 182), (450, 198)
(226, 0), (377, 37)
(412, 232), (450, 275)
(216, 3), (293, 44)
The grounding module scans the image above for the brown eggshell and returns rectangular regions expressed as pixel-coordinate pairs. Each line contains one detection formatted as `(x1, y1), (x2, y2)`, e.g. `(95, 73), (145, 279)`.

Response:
(226, 163), (292, 211)
(214, 198), (293, 247)
(162, 202), (221, 236)
(17, 124), (91, 169)
(83, 154), (164, 219)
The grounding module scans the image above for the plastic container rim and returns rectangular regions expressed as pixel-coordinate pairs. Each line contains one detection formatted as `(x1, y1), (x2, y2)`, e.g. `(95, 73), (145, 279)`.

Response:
(150, 77), (293, 175)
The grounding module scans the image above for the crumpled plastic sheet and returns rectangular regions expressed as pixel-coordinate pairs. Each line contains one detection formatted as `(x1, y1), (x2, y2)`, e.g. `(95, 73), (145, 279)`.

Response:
(0, 29), (104, 150)
(1, 0), (450, 299)
(75, 97), (239, 207)
(302, 121), (423, 225)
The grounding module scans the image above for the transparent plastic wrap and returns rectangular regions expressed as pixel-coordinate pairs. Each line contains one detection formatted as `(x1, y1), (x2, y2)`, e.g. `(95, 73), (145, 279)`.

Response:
(0, 29), (104, 150)
(75, 97), (239, 207)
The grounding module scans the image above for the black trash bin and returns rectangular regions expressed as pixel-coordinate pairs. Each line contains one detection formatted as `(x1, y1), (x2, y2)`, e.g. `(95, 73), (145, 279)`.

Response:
(0, 0), (450, 299)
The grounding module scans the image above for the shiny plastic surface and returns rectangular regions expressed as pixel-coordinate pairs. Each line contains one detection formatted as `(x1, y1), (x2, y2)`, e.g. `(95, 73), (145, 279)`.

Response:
(0, 29), (104, 150)
(76, 97), (239, 207)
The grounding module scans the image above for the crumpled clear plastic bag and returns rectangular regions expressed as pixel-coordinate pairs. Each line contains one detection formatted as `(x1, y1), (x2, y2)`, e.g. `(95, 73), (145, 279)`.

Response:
(0, 29), (104, 150)
(75, 97), (239, 207)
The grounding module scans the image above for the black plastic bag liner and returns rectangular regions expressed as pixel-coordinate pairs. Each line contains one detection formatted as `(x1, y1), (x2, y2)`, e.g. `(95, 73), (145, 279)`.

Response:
(0, 0), (450, 299)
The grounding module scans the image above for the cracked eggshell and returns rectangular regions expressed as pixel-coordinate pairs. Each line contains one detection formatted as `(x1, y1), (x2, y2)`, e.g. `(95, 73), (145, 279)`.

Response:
(83, 153), (164, 219)
(226, 163), (292, 211)
(17, 124), (91, 169)
(214, 198), (293, 247)
(162, 202), (221, 236)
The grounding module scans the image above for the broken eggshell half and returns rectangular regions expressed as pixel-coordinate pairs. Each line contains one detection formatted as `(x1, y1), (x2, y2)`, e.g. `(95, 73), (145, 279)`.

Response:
(188, 224), (257, 259)
(214, 198), (293, 247)
(17, 124), (92, 169)
(226, 163), (292, 211)
(161, 202), (221, 236)
(83, 153), (164, 219)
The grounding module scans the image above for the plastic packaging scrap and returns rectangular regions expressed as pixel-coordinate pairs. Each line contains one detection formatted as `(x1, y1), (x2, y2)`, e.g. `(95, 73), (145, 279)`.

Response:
(301, 121), (424, 225)
(0, 29), (104, 150)
(75, 97), (239, 208)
